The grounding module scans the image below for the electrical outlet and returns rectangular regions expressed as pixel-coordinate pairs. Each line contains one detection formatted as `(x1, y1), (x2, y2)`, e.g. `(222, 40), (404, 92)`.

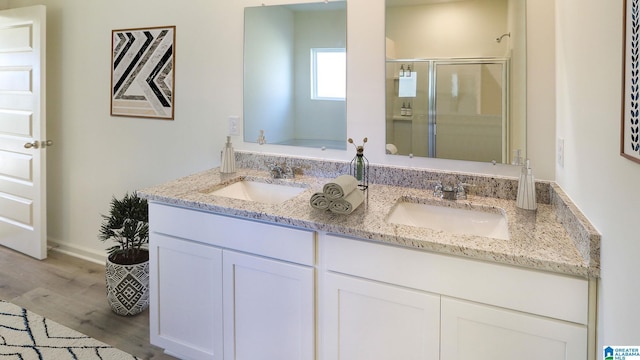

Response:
(557, 138), (565, 168)
(228, 116), (240, 136)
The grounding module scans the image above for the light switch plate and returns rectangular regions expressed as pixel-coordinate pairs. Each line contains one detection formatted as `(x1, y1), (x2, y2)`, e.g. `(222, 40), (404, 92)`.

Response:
(557, 138), (565, 167)
(228, 116), (240, 136)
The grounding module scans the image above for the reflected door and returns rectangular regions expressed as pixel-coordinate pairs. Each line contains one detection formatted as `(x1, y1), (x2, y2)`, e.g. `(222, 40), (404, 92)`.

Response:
(432, 61), (508, 163)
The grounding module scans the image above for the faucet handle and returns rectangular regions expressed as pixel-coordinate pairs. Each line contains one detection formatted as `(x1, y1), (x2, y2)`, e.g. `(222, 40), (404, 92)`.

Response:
(455, 182), (466, 200)
(433, 181), (443, 198)
(282, 165), (296, 179)
(455, 182), (475, 200)
(267, 162), (283, 178)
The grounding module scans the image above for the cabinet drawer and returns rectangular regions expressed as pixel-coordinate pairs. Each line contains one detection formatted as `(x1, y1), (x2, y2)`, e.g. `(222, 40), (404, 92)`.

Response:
(149, 202), (315, 266)
(322, 233), (589, 325)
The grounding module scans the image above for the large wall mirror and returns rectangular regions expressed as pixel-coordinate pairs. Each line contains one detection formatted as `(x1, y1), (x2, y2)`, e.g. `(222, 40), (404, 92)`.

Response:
(385, 0), (526, 165)
(244, 1), (347, 150)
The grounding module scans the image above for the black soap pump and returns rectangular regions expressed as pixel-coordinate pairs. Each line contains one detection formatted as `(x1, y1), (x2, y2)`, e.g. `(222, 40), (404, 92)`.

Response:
(348, 137), (369, 191)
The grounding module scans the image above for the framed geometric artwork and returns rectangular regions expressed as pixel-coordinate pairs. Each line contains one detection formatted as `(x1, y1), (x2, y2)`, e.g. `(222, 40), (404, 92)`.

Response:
(622, 0), (640, 163)
(111, 26), (175, 120)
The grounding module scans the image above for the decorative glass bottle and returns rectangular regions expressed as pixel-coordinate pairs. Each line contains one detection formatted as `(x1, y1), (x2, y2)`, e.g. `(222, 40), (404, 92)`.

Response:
(348, 137), (369, 191)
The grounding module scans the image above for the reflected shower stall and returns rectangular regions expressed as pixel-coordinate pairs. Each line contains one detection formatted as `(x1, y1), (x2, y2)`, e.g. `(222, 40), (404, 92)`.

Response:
(385, 58), (509, 163)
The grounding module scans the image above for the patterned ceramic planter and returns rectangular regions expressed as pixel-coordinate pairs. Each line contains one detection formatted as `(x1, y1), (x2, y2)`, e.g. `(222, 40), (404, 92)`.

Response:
(105, 255), (149, 316)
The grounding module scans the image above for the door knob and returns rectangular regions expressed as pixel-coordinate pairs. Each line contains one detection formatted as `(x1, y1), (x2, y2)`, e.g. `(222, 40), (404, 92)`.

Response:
(23, 140), (53, 149)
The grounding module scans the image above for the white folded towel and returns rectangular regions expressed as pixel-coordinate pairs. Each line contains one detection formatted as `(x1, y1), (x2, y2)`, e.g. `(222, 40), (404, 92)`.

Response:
(329, 188), (365, 215)
(323, 175), (359, 200)
(310, 192), (330, 210)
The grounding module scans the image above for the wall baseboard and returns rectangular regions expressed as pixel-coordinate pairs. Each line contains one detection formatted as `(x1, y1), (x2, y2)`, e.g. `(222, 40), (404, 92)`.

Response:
(47, 238), (106, 265)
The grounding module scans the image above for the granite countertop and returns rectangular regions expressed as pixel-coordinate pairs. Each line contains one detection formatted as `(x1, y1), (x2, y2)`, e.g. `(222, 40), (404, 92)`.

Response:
(139, 167), (598, 278)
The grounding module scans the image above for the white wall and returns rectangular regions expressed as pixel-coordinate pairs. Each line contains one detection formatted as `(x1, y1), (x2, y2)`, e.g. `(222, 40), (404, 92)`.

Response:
(244, 6), (295, 144)
(8, 0), (244, 260)
(526, 0), (556, 180)
(555, 0), (640, 356)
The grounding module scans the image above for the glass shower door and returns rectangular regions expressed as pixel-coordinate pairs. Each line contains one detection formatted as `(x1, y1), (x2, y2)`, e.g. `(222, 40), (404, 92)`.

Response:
(431, 61), (508, 163)
(386, 60), (431, 157)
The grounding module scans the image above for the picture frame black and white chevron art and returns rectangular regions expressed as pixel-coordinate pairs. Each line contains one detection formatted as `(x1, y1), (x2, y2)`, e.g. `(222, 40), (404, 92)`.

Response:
(111, 26), (176, 120)
(623, 0), (640, 163)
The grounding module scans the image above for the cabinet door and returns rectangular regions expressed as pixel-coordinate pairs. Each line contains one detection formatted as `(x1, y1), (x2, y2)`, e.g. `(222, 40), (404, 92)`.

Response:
(223, 250), (314, 360)
(441, 297), (587, 360)
(150, 233), (223, 360)
(320, 272), (440, 360)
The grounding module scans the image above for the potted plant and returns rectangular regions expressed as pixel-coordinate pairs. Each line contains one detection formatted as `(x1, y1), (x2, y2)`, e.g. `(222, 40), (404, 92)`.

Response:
(98, 192), (150, 316)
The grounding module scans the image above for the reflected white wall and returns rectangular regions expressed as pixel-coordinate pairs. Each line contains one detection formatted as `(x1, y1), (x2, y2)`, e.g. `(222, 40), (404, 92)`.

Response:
(244, 6), (295, 144)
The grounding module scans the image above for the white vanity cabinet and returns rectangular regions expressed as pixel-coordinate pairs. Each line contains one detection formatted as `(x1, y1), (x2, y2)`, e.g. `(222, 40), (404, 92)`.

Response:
(151, 233), (224, 360)
(321, 272), (441, 360)
(148, 201), (594, 360)
(440, 297), (587, 360)
(320, 233), (592, 360)
(148, 203), (315, 360)
(222, 250), (314, 360)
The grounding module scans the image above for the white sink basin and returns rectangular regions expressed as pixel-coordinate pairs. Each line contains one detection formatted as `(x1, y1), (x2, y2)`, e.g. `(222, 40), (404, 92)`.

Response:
(209, 180), (306, 204)
(387, 201), (510, 240)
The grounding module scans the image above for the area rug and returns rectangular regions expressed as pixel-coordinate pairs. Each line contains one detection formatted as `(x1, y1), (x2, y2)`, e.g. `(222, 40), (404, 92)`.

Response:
(0, 300), (140, 359)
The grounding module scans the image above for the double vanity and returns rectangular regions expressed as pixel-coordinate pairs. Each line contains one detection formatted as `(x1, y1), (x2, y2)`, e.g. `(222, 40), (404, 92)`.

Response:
(139, 151), (600, 360)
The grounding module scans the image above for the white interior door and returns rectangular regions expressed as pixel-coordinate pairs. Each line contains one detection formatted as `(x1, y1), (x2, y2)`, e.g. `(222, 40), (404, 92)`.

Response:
(0, 5), (47, 259)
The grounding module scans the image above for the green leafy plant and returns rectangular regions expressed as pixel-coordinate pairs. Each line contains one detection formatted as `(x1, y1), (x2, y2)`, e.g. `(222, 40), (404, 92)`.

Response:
(99, 192), (149, 265)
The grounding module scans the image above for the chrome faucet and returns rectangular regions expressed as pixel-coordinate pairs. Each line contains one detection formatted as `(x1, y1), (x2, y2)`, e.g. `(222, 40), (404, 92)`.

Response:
(434, 181), (468, 200)
(268, 163), (295, 179)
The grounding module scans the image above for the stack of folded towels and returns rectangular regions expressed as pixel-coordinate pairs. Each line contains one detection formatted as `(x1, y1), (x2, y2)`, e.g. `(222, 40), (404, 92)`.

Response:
(310, 174), (365, 215)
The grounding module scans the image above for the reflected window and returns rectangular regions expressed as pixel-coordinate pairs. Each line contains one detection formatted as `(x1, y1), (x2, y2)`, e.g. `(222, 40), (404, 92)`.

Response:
(311, 48), (346, 100)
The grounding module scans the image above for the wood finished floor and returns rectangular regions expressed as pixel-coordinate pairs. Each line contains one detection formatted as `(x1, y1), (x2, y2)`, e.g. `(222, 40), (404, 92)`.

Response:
(0, 246), (177, 360)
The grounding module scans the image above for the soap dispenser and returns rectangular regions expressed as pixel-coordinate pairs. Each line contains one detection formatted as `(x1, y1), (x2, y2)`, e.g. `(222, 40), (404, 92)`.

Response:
(516, 160), (536, 210)
(220, 136), (236, 174)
